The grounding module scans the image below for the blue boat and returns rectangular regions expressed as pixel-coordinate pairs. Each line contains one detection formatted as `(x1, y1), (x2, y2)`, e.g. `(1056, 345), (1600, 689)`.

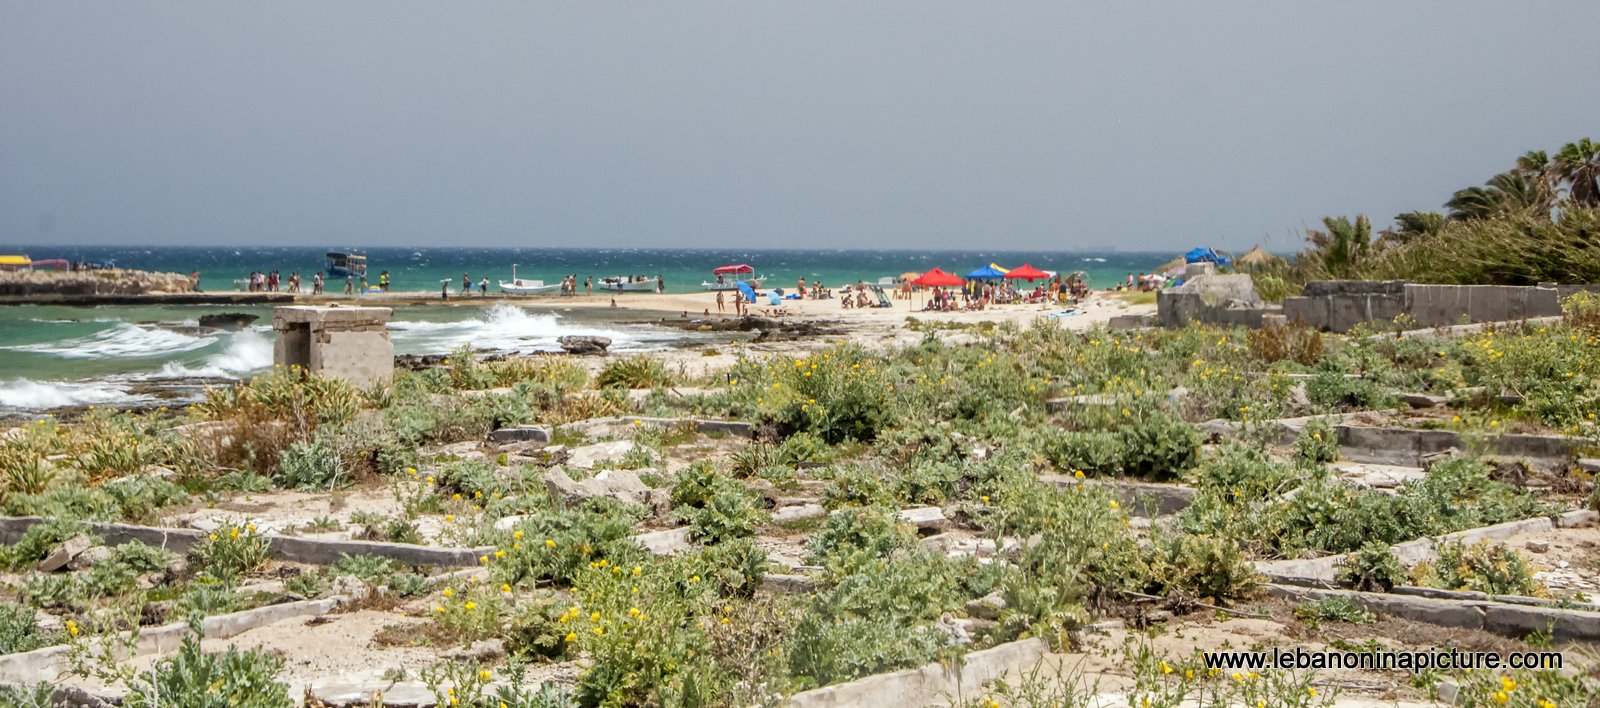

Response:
(325, 251), (367, 279)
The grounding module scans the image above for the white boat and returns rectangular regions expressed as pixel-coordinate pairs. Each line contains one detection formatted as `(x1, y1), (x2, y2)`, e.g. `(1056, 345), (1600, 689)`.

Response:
(600, 275), (659, 292)
(702, 263), (762, 291)
(499, 265), (564, 295)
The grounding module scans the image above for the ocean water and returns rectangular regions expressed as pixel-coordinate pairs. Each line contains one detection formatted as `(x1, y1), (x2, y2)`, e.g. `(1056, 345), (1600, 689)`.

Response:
(0, 247), (1168, 413)
(0, 246), (1166, 295)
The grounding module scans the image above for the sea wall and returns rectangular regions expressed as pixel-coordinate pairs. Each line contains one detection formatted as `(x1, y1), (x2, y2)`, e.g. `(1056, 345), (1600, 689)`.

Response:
(0, 269), (197, 297)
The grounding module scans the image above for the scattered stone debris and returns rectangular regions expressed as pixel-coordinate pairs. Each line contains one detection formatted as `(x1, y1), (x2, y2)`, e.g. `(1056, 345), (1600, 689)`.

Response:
(544, 466), (654, 507)
(38, 536), (93, 573)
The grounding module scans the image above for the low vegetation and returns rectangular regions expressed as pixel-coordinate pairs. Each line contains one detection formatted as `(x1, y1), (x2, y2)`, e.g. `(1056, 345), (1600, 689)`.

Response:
(3, 309), (1596, 703)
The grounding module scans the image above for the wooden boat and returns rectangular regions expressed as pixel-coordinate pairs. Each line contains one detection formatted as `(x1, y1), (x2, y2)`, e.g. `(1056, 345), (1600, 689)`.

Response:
(499, 265), (563, 295)
(600, 275), (659, 292)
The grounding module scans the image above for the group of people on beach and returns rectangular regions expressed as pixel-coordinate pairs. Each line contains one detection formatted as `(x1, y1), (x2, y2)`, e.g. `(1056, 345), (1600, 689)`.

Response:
(920, 277), (1086, 313)
(1122, 272), (1171, 292)
(244, 270), (306, 293)
(559, 275), (591, 296)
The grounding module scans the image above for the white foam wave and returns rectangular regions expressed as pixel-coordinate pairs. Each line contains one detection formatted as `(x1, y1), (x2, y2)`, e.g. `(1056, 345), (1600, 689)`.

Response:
(157, 329), (274, 378)
(8, 323), (214, 359)
(388, 304), (661, 353)
(0, 378), (152, 410)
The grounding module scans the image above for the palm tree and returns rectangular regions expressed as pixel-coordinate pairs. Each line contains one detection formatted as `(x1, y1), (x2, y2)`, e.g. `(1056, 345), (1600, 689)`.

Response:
(1554, 138), (1600, 206)
(1382, 210), (1444, 243)
(1306, 215), (1372, 278)
(1445, 172), (1552, 220)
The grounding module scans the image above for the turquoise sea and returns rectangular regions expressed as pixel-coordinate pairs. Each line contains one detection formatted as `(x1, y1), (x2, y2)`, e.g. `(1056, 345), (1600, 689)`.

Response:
(0, 246), (1168, 414)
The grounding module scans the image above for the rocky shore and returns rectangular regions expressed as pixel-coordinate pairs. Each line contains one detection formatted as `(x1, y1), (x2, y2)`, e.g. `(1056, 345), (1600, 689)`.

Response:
(0, 269), (197, 297)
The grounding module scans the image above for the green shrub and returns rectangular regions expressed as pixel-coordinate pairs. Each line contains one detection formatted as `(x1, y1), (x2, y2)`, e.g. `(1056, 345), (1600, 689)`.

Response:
(678, 483), (767, 545)
(1306, 369), (1395, 410)
(1337, 541), (1406, 592)
(804, 506), (914, 573)
(1042, 430), (1122, 477)
(1142, 532), (1259, 605)
(0, 603), (59, 654)
(123, 632), (293, 708)
(491, 499), (649, 588)
(597, 356), (676, 389)
(787, 552), (965, 689)
(189, 521), (271, 582)
(1295, 596), (1375, 627)
(1117, 412), (1200, 481)
(1412, 541), (1543, 596)
(276, 436), (341, 490)
(1294, 418), (1339, 466)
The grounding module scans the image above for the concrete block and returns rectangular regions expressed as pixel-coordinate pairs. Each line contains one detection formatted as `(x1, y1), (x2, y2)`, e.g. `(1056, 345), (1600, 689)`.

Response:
(772, 504), (827, 524)
(307, 682), (438, 708)
(898, 507), (950, 532)
(786, 638), (1048, 708)
(761, 574), (819, 594)
(633, 527), (693, 555)
(272, 306), (393, 386)
(489, 425), (552, 444)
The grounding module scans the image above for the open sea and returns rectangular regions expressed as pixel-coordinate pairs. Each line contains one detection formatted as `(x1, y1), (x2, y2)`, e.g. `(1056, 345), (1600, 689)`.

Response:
(0, 246), (1168, 414)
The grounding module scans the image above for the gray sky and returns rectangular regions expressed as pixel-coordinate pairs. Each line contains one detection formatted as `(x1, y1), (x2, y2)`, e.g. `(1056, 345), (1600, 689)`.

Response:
(3, 2), (1597, 252)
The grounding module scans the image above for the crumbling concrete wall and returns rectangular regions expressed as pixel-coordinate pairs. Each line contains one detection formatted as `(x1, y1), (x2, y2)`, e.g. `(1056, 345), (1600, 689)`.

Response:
(1155, 274), (1274, 328)
(1283, 281), (1599, 332)
(272, 306), (394, 386)
(1282, 280), (1406, 332)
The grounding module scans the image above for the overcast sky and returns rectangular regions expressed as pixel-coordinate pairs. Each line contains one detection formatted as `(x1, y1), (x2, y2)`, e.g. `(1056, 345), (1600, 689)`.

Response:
(2, 2), (1597, 252)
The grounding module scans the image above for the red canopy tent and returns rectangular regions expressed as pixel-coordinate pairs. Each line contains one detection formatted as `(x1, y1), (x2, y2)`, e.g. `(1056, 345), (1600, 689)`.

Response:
(1003, 263), (1050, 282)
(712, 264), (754, 275)
(912, 268), (966, 287)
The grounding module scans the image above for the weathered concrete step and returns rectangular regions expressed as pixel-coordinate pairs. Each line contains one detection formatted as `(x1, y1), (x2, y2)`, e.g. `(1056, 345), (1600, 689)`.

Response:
(556, 416), (755, 438)
(1259, 510), (1597, 583)
(1331, 462), (1426, 489)
(1038, 476), (1196, 516)
(1267, 584), (1600, 643)
(786, 638), (1048, 708)
(0, 516), (492, 567)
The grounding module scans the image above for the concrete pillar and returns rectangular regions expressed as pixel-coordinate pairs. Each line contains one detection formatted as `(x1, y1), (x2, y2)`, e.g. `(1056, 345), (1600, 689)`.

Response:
(272, 306), (394, 386)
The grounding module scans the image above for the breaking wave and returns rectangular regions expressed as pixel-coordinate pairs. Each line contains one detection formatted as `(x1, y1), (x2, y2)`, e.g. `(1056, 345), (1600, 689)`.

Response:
(7, 323), (215, 359)
(157, 329), (274, 378)
(0, 378), (152, 411)
(388, 304), (670, 353)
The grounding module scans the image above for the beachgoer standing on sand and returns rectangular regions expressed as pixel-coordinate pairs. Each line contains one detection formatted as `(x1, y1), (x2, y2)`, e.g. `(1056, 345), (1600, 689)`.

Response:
(716, 291), (725, 313)
(191, 271), (202, 292)
(656, 274), (665, 294)
(584, 277), (592, 295)
(312, 273), (323, 294)
(479, 277), (488, 296)
(462, 273), (471, 295)
(442, 279), (450, 300)
(345, 276), (354, 295)
(798, 278), (806, 298)
(379, 271), (390, 292)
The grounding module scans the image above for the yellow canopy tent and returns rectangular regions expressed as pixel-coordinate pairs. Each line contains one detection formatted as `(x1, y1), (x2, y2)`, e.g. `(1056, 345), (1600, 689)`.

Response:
(0, 255), (32, 272)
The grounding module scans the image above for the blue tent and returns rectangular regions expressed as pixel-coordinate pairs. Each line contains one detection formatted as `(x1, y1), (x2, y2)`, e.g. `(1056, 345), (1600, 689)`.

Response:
(965, 264), (1008, 280)
(1184, 247), (1232, 266)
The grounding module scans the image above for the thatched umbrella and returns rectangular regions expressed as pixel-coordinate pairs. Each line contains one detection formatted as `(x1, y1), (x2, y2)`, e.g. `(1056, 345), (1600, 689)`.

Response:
(1156, 256), (1185, 274)
(1236, 245), (1283, 268)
